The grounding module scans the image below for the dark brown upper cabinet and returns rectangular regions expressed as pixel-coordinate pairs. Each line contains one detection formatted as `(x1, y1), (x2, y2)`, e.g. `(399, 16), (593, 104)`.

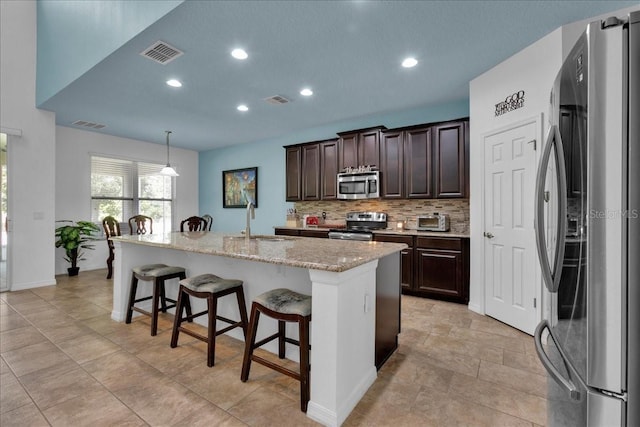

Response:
(433, 121), (469, 198)
(337, 126), (385, 171)
(285, 138), (338, 201)
(404, 126), (434, 198)
(320, 139), (339, 200)
(285, 146), (302, 201)
(380, 130), (404, 198)
(301, 144), (320, 200)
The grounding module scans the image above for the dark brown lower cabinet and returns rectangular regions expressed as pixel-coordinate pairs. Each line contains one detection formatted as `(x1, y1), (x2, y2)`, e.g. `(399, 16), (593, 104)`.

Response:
(373, 234), (413, 290)
(410, 236), (469, 304)
(274, 228), (329, 238)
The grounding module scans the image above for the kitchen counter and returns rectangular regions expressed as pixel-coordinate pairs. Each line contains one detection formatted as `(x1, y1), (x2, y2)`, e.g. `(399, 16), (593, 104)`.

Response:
(111, 231), (406, 272)
(275, 225), (470, 238)
(110, 231), (405, 427)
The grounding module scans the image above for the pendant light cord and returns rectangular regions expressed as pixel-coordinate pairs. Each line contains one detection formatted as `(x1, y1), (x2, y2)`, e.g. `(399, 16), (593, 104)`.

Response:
(165, 130), (172, 166)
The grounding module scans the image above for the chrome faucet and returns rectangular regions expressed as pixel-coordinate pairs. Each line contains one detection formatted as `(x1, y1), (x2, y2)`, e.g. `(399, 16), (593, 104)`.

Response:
(245, 201), (255, 241)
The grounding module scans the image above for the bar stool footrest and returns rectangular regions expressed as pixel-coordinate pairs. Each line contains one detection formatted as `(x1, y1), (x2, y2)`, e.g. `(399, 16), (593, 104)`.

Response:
(251, 355), (302, 381)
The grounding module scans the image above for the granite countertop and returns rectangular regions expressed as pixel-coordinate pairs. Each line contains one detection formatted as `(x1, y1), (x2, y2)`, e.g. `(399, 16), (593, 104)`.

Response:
(112, 232), (407, 273)
(275, 225), (470, 239)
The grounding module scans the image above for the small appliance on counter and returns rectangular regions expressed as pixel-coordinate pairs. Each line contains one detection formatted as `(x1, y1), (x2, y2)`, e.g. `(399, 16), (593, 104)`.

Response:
(416, 213), (450, 232)
(303, 215), (319, 228)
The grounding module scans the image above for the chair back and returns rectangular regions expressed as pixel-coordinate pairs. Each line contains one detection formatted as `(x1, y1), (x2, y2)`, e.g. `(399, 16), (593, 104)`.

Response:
(180, 216), (207, 232)
(129, 215), (153, 235)
(102, 216), (121, 240)
(202, 214), (213, 231)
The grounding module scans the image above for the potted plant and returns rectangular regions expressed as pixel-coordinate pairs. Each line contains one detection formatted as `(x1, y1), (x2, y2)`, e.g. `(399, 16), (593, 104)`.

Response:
(55, 220), (100, 276)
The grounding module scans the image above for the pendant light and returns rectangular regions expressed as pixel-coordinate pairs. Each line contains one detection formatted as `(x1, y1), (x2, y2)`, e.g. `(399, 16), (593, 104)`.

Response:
(160, 130), (179, 176)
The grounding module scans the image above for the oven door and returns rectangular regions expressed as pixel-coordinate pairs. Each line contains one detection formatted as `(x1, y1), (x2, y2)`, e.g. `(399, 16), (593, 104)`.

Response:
(328, 231), (373, 241)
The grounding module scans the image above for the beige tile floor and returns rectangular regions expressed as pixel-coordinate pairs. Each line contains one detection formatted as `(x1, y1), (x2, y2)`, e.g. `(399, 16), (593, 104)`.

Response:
(1, 269), (547, 426)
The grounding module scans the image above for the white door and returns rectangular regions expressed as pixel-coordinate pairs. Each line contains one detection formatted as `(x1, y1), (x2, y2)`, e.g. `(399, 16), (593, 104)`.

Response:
(483, 119), (538, 334)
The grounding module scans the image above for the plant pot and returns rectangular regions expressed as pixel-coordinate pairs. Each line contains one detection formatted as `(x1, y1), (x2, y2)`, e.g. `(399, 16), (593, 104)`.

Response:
(67, 267), (80, 276)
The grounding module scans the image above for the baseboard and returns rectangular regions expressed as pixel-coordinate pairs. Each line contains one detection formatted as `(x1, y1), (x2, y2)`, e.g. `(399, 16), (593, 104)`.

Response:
(306, 366), (377, 426)
(8, 279), (57, 291)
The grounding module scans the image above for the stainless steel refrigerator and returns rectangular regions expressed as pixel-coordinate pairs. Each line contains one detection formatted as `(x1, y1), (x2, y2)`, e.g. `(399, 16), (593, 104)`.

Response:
(533, 11), (639, 427)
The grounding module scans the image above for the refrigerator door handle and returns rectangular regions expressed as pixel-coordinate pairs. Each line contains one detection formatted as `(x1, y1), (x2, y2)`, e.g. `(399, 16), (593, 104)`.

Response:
(534, 320), (581, 401)
(534, 124), (568, 292)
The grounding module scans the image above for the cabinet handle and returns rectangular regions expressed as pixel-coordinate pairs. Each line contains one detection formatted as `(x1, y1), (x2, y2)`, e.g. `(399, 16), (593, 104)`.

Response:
(483, 232), (494, 239)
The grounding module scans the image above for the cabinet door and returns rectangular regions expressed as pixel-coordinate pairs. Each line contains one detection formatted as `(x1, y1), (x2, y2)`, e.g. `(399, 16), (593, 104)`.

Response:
(415, 248), (463, 300)
(380, 131), (404, 198)
(434, 122), (467, 198)
(299, 229), (329, 238)
(373, 234), (414, 289)
(339, 133), (358, 171)
(320, 140), (338, 200)
(301, 144), (320, 200)
(359, 129), (380, 168)
(404, 127), (433, 198)
(400, 248), (413, 291)
(274, 228), (300, 236)
(285, 146), (301, 201)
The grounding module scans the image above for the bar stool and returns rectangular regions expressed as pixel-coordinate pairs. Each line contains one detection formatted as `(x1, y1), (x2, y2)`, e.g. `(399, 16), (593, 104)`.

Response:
(126, 264), (188, 336)
(171, 274), (249, 367)
(240, 288), (312, 412)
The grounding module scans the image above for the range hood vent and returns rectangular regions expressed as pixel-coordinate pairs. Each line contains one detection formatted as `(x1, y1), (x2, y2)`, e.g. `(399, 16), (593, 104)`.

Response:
(140, 41), (184, 64)
(264, 95), (291, 105)
(72, 120), (106, 130)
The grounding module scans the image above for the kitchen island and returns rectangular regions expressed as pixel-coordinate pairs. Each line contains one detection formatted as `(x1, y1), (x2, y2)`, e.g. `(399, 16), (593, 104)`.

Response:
(110, 231), (406, 427)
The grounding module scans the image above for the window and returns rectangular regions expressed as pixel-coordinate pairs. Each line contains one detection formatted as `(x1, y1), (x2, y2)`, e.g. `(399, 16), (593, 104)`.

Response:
(91, 156), (174, 234)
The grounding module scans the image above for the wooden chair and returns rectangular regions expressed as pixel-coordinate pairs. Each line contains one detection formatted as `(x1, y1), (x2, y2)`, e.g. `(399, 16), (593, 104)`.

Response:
(180, 216), (207, 232)
(102, 216), (121, 279)
(171, 273), (248, 367)
(129, 215), (153, 235)
(202, 214), (213, 231)
(241, 288), (312, 412)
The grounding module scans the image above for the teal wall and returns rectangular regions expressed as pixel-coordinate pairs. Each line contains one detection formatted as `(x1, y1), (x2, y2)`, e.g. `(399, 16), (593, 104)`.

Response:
(199, 99), (469, 234)
(36, 0), (183, 106)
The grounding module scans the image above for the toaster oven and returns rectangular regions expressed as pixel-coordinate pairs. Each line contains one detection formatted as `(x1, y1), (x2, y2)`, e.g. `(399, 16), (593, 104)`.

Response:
(416, 213), (450, 232)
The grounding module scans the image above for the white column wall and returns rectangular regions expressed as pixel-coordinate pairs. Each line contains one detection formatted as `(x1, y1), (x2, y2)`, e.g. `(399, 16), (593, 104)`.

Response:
(468, 29), (563, 315)
(0, 0), (57, 290)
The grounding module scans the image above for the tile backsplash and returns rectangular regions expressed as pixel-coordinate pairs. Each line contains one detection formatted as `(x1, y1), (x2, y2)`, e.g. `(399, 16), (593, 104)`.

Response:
(292, 199), (469, 234)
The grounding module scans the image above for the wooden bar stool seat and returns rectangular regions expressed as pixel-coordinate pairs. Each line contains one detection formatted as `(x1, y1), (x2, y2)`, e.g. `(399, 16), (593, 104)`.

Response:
(240, 288), (312, 412)
(170, 274), (249, 367)
(126, 264), (187, 336)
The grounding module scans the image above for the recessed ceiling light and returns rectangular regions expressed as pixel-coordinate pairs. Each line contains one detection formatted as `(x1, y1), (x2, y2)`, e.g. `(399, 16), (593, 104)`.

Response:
(231, 48), (248, 60)
(166, 79), (182, 87)
(237, 104), (249, 112)
(401, 57), (418, 68)
(300, 88), (313, 97)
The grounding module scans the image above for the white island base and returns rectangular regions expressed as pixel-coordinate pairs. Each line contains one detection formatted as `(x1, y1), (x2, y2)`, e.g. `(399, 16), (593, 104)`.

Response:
(111, 235), (402, 426)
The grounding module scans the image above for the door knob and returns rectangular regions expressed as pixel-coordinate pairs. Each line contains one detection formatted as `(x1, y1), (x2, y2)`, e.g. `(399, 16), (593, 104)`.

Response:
(483, 232), (494, 239)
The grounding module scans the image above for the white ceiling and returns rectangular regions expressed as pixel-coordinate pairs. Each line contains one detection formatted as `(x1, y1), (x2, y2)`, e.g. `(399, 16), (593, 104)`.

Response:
(39, 1), (637, 151)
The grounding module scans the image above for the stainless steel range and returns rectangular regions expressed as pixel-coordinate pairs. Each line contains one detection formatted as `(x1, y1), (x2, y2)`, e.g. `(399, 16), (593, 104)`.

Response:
(328, 212), (387, 241)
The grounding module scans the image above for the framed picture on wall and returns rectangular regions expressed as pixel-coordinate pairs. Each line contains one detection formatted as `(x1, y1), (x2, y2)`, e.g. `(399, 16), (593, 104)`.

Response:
(222, 167), (258, 208)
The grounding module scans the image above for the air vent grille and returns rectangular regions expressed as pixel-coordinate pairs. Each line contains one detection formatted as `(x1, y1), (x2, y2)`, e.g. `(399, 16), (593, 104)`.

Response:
(140, 41), (184, 64)
(264, 95), (291, 105)
(72, 120), (106, 130)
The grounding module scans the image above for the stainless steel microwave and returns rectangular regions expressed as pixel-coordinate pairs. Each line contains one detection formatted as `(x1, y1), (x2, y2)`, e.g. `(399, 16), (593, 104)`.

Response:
(337, 171), (380, 200)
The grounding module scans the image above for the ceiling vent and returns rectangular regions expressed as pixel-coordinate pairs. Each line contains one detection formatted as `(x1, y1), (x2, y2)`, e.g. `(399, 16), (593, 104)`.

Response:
(140, 41), (184, 64)
(264, 95), (291, 105)
(72, 120), (106, 130)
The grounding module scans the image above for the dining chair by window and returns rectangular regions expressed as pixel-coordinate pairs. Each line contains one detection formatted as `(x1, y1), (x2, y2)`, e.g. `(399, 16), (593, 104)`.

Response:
(180, 216), (207, 232)
(102, 216), (121, 279)
(129, 215), (153, 235)
(202, 214), (213, 231)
